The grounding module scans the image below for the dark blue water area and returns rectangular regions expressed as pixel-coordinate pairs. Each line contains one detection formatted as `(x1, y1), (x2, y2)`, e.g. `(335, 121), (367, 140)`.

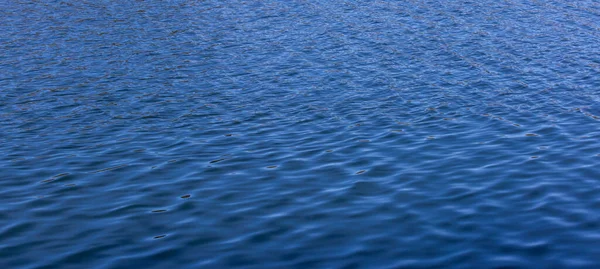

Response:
(2, 0), (600, 268)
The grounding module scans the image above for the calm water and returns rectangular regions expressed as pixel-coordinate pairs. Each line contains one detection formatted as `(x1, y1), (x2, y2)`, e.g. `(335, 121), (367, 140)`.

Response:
(2, 0), (600, 268)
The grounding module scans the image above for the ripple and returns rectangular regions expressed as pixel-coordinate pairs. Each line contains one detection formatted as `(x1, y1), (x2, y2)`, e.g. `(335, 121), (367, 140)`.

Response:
(152, 210), (167, 213)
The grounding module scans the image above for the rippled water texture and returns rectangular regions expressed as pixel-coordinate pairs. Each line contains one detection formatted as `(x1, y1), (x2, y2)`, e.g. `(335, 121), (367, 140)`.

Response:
(2, 0), (600, 268)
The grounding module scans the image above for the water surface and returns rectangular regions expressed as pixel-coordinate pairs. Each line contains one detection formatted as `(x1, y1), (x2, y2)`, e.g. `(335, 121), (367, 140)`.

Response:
(2, 0), (600, 268)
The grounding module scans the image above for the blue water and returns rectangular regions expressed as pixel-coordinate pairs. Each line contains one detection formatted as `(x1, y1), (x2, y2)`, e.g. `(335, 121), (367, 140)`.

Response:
(2, 0), (600, 268)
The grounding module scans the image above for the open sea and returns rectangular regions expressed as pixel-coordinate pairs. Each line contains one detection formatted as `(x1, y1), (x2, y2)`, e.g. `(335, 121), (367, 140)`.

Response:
(2, 0), (600, 268)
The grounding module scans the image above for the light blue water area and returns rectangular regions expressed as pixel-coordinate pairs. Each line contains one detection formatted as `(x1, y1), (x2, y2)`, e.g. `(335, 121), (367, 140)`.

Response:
(2, 0), (600, 268)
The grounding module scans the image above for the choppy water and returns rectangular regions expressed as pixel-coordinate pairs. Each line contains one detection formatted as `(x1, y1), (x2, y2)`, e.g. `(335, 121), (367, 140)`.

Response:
(2, 0), (600, 268)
